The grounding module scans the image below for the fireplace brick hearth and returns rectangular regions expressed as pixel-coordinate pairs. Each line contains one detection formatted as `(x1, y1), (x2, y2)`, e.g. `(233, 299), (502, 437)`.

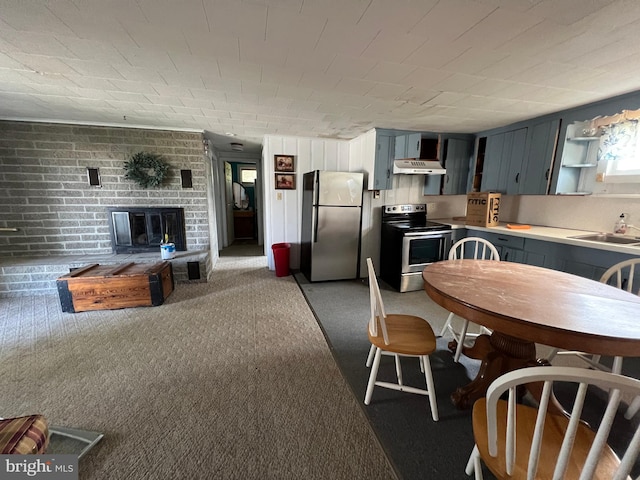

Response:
(0, 250), (211, 297)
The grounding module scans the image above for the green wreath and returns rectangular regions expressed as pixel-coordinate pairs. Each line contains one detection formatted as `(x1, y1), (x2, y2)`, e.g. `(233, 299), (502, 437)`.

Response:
(124, 152), (169, 188)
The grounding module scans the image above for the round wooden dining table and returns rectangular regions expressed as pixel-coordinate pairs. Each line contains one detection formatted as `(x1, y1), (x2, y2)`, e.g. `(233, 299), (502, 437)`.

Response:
(423, 259), (640, 409)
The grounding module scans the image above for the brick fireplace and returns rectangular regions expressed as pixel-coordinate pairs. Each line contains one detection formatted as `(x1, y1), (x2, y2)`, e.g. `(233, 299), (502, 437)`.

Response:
(0, 121), (212, 258)
(108, 207), (186, 254)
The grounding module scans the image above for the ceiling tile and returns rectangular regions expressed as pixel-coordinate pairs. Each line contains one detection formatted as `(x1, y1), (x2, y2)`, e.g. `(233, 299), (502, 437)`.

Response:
(108, 79), (159, 95)
(361, 31), (428, 63)
(365, 61), (418, 84)
(527, 0), (618, 26)
(408, 0), (496, 43)
(430, 73), (485, 93)
(325, 55), (377, 80)
(456, 6), (544, 50)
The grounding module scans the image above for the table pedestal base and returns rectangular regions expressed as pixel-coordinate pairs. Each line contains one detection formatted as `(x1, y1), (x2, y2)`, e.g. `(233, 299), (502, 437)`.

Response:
(449, 332), (545, 410)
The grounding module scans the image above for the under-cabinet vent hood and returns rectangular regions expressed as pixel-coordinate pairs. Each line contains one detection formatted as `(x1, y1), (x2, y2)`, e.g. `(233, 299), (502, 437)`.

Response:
(393, 159), (446, 175)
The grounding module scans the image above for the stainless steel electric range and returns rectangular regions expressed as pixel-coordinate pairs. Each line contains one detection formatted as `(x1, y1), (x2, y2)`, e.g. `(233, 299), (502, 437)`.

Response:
(379, 203), (452, 292)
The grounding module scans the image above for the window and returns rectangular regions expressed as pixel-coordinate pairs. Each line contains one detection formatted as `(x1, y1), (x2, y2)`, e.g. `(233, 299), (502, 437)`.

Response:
(239, 165), (257, 186)
(599, 120), (640, 182)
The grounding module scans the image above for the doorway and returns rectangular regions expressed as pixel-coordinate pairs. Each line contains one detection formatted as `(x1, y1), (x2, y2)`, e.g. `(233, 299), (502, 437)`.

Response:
(221, 158), (263, 256)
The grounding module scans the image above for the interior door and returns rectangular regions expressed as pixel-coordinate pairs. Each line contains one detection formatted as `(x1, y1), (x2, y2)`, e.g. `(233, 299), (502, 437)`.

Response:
(224, 161), (234, 245)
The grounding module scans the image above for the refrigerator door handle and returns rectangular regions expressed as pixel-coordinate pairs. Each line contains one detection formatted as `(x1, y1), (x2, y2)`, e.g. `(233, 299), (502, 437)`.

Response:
(314, 171), (320, 206)
(313, 207), (319, 243)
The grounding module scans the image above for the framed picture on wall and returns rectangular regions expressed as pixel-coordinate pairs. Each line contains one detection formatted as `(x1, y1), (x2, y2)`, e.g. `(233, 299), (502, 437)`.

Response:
(274, 155), (295, 172)
(275, 173), (296, 190)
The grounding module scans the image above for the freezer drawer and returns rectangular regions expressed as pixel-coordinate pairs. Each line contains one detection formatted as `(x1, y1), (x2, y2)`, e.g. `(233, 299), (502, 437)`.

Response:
(308, 205), (361, 281)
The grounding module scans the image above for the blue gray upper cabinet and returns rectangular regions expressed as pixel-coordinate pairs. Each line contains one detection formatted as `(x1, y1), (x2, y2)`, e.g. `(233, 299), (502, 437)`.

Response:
(480, 122), (558, 195)
(373, 133), (395, 190)
(481, 127), (527, 194)
(442, 137), (474, 195)
(394, 132), (421, 159)
(520, 119), (560, 195)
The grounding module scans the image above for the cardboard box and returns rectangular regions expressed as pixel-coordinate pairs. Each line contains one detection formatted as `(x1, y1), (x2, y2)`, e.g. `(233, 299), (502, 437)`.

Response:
(465, 192), (501, 227)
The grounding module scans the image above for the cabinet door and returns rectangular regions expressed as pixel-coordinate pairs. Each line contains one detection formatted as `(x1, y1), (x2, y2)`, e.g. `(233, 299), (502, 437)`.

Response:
(443, 138), (473, 195)
(505, 128), (528, 194)
(394, 134), (406, 160)
(482, 128), (527, 193)
(520, 119), (560, 195)
(406, 133), (421, 158)
(394, 133), (421, 159)
(500, 246), (525, 263)
(496, 131), (515, 192)
(374, 134), (394, 190)
(481, 133), (505, 191)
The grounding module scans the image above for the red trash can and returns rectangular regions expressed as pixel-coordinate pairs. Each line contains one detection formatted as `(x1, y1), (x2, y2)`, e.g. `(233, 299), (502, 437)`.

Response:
(272, 243), (291, 277)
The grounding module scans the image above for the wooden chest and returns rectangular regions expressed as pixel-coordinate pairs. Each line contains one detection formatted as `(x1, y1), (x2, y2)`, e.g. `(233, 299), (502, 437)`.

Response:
(56, 262), (174, 313)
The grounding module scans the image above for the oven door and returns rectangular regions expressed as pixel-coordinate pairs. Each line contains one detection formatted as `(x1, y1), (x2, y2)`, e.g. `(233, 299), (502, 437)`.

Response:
(399, 231), (452, 292)
(401, 231), (452, 274)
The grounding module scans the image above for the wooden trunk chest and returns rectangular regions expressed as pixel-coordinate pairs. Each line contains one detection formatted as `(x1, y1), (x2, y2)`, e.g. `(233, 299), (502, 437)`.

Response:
(57, 262), (174, 313)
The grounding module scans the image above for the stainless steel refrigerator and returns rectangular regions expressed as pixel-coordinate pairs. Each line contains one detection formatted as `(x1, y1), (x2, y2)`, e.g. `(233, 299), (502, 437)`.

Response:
(301, 170), (364, 282)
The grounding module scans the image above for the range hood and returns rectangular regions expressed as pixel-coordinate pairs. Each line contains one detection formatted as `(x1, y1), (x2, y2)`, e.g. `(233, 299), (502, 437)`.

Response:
(393, 159), (446, 175)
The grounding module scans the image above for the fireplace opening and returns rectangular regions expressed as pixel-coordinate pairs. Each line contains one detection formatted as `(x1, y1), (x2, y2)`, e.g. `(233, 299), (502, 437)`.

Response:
(108, 207), (186, 254)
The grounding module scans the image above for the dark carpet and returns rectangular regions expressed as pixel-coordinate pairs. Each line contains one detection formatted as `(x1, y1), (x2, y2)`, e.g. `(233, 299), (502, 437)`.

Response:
(294, 271), (640, 480)
(294, 272), (484, 479)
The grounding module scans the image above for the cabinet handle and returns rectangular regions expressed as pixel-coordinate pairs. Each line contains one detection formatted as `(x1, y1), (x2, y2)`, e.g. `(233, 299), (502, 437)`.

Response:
(387, 169), (390, 179)
(545, 168), (550, 180)
(504, 251), (509, 261)
(417, 140), (421, 151)
(446, 175), (449, 183)
(497, 237), (508, 242)
(515, 172), (520, 183)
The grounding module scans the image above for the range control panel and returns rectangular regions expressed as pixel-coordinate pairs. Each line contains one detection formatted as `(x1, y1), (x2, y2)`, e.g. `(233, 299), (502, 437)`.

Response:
(383, 204), (426, 214)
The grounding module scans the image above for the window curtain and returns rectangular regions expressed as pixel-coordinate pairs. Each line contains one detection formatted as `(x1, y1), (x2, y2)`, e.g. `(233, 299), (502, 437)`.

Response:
(598, 119), (639, 165)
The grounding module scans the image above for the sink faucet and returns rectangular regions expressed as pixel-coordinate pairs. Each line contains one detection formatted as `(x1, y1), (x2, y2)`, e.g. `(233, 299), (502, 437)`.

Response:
(626, 224), (640, 235)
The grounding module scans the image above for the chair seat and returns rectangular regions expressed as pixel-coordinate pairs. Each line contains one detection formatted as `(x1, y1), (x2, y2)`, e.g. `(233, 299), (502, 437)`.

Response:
(368, 314), (436, 356)
(0, 415), (49, 454)
(472, 399), (620, 479)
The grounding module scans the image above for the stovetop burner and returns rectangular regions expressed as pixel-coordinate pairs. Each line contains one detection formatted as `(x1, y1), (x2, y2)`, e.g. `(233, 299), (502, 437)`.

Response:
(389, 221), (451, 232)
(381, 203), (452, 233)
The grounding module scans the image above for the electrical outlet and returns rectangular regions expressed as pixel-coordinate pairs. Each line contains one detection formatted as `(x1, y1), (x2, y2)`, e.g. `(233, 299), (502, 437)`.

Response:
(373, 190), (380, 199)
(596, 172), (605, 182)
(277, 192), (283, 200)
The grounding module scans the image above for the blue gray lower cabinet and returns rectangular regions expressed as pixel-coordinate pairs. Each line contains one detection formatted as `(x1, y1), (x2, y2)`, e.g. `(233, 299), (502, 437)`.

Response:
(470, 231), (638, 282)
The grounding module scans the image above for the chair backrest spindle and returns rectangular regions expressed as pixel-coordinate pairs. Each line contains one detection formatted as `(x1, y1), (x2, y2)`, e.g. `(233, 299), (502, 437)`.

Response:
(367, 258), (389, 345)
(449, 237), (500, 261)
(600, 258), (640, 296)
(480, 367), (640, 480)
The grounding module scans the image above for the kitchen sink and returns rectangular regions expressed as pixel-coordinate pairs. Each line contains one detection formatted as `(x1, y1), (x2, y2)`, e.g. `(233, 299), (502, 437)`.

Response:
(569, 233), (640, 245)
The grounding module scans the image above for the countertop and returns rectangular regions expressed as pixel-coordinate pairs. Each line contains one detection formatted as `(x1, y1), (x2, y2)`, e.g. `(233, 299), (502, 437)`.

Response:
(432, 218), (640, 256)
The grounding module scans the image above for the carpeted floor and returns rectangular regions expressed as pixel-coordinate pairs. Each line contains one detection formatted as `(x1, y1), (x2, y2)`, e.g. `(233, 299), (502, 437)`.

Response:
(294, 271), (640, 480)
(294, 272), (482, 479)
(0, 246), (397, 479)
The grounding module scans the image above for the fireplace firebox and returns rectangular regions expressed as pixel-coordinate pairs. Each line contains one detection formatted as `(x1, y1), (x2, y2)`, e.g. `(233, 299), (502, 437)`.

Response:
(107, 207), (186, 254)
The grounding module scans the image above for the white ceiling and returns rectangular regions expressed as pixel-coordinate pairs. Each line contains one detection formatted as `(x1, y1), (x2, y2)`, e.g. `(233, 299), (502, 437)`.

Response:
(2, 0), (640, 154)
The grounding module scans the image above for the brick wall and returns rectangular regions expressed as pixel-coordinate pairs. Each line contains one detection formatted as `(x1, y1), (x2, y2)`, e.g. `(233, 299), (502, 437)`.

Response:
(0, 121), (211, 256)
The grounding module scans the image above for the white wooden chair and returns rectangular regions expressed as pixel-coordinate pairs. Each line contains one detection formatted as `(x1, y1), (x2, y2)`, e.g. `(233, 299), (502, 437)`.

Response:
(546, 258), (640, 418)
(440, 237), (500, 363)
(466, 366), (640, 480)
(363, 258), (439, 421)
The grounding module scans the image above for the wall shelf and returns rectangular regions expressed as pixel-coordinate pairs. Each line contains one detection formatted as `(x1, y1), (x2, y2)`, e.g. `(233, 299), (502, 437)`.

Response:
(568, 136), (601, 142)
